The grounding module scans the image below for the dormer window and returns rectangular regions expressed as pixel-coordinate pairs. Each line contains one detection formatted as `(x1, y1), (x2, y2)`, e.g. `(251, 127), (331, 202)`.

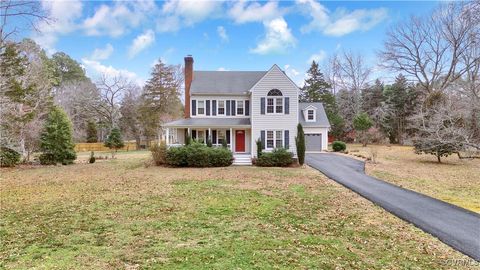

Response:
(306, 108), (316, 122)
(266, 89), (283, 114)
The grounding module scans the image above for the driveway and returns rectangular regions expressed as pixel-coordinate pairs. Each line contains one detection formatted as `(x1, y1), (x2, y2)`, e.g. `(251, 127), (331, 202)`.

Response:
(306, 153), (480, 261)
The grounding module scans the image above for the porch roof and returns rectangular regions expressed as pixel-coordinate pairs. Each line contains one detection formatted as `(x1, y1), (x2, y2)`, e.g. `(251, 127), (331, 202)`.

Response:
(163, 117), (251, 128)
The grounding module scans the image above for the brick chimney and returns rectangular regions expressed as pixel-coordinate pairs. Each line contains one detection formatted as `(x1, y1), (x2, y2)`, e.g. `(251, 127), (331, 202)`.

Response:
(184, 55), (193, 118)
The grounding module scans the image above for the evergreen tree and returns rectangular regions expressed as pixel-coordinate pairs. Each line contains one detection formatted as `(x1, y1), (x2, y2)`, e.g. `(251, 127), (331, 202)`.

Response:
(300, 61), (332, 102)
(39, 106), (76, 165)
(353, 112), (373, 146)
(86, 120), (98, 143)
(362, 79), (384, 122)
(104, 128), (125, 158)
(295, 124), (306, 165)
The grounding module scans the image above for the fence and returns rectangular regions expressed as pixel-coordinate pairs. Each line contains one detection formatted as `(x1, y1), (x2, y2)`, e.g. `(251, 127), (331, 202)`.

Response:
(74, 141), (163, 152)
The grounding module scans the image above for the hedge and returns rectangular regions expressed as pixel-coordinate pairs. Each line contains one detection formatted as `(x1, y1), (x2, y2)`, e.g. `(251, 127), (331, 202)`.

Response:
(166, 142), (233, 167)
(0, 147), (21, 167)
(256, 148), (293, 167)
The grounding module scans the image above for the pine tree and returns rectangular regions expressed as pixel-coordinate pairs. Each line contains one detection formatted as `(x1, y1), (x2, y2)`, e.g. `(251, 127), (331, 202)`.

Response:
(362, 79), (384, 121)
(353, 113), (373, 146)
(300, 61), (332, 102)
(86, 120), (98, 143)
(39, 106), (76, 165)
(295, 124), (306, 165)
(104, 128), (125, 158)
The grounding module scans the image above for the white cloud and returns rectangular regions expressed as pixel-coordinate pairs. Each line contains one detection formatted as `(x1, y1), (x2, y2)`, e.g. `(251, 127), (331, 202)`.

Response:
(33, 0), (83, 53)
(83, 0), (156, 37)
(251, 18), (296, 55)
(128, 30), (155, 58)
(284, 65), (304, 87)
(217, 67), (229, 71)
(307, 50), (326, 64)
(157, 0), (223, 32)
(90, 44), (114, 60)
(228, 0), (283, 24)
(217, 26), (229, 42)
(297, 0), (388, 36)
(81, 58), (144, 86)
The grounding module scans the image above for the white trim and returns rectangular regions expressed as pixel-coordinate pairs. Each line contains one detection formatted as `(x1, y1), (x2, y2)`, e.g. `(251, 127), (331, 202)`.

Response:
(265, 97), (284, 115)
(236, 100), (245, 116)
(217, 100), (226, 116)
(197, 100), (205, 116)
(265, 129), (284, 150)
(306, 109), (316, 122)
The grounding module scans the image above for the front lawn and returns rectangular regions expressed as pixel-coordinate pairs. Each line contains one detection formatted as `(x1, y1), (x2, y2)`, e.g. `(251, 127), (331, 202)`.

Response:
(0, 152), (473, 269)
(343, 144), (480, 213)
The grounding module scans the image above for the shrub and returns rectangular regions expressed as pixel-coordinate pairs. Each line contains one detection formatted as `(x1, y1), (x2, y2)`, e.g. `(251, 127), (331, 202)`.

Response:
(185, 135), (192, 145)
(206, 138), (213, 147)
(221, 139), (228, 148)
(256, 139), (262, 157)
(150, 142), (167, 166)
(89, 151), (96, 164)
(104, 128), (125, 158)
(39, 106), (77, 165)
(256, 148), (293, 167)
(295, 124), (305, 165)
(332, 141), (346, 152)
(0, 147), (21, 167)
(166, 142), (233, 167)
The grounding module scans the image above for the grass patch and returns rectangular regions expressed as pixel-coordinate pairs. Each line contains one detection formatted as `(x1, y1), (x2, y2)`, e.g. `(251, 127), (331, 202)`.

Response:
(0, 151), (474, 269)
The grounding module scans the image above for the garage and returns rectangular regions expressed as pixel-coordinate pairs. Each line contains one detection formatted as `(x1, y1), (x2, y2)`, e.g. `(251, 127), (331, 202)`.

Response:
(305, 133), (322, 152)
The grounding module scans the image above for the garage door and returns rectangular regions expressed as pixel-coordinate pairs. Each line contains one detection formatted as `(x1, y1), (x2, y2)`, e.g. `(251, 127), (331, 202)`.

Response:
(305, 133), (322, 152)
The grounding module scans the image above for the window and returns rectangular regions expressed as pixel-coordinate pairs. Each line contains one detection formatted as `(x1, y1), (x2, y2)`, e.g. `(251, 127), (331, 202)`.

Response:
(307, 110), (315, 121)
(267, 131), (274, 149)
(197, 130), (205, 142)
(266, 130), (284, 149)
(266, 89), (283, 114)
(197, 100), (205, 115)
(237, 100), (244, 115)
(217, 100), (225, 115)
(217, 130), (225, 145)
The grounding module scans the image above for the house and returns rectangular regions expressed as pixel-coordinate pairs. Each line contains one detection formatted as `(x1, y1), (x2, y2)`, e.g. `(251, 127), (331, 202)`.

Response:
(163, 56), (330, 165)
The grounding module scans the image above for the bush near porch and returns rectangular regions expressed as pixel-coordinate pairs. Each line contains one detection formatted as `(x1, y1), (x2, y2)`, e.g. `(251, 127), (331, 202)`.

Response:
(256, 148), (294, 167)
(166, 142), (233, 167)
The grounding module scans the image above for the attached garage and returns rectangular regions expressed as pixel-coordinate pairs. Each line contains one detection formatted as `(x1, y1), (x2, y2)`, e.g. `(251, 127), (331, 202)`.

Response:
(305, 133), (322, 152)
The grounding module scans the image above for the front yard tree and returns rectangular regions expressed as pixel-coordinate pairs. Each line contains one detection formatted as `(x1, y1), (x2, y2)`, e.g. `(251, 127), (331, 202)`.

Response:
(39, 106), (76, 165)
(104, 128), (125, 158)
(353, 113), (373, 146)
(300, 60), (331, 102)
(296, 124), (306, 165)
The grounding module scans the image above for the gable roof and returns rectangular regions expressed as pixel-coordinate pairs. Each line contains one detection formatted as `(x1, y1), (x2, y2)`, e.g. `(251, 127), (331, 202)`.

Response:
(299, 102), (330, 127)
(191, 71), (267, 95)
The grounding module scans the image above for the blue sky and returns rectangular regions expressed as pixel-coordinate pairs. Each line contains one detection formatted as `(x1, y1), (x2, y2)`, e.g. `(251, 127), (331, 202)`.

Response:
(12, 0), (439, 86)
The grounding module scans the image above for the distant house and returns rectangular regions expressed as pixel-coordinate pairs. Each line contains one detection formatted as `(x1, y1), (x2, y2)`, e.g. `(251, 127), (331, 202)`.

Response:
(163, 56), (330, 165)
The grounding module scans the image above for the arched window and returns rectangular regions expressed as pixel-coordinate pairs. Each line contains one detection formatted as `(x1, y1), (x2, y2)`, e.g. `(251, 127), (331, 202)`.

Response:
(266, 89), (283, 113)
(267, 89), (283, 96)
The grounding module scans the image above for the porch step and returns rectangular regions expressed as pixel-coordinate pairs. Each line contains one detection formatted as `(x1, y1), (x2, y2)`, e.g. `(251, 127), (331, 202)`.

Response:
(233, 154), (252, 166)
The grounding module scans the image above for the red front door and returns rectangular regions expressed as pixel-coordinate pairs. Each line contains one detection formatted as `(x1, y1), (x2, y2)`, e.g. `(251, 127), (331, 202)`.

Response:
(235, 130), (245, 152)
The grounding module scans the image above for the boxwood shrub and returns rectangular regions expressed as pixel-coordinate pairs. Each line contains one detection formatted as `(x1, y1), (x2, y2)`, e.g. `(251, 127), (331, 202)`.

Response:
(166, 142), (233, 167)
(256, 148), (293, 167)
(0, 147), (21, 167)
(332, 141), (347, 152)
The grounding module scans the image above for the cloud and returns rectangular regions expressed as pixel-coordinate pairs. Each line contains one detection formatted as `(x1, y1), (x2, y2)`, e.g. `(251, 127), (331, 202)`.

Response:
(251, 18), (296, 55)
(217, 67), (229, 71)
(157, 0), (223, 32)
(128, 30), (155, 58)
(90, 44), (114, 60)
(297, 0), (388, 36)
(284, 65), (304, 87)
(83, 0), (156, 37)
(228, 0), (283, 24)
(33, 0), (83, 53)
(217, 26), (229, 42)
(307, 50), (326, 64)
(81, 58), (144, 86)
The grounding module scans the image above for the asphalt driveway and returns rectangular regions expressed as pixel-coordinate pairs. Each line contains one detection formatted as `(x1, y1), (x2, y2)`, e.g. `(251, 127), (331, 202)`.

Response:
(306, 153), (480, 261)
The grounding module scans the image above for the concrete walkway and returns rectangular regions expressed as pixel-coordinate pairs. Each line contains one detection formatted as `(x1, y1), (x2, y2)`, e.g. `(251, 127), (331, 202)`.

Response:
(306, 153), (480, 261)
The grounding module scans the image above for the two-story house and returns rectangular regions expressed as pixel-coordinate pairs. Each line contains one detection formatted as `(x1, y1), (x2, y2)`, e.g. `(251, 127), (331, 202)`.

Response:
(163, 56), (330, 165)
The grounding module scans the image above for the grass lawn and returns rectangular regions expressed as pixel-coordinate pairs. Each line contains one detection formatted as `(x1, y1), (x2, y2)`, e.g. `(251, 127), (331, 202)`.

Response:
(342, 144), (480, 213)
(0, 152), (475, 269)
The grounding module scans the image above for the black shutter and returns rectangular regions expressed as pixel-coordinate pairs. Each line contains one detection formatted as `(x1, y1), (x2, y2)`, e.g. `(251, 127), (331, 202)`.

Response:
(212, 130), (217, 144)
(226, 129), (231, 144)
(284, 130), (289, 149)
(212, 100), (217, 116)
(245, 100), (250, 116)
(231, 100), (236, 116)
(260, 97), (265, 114)
(192, 100), (196, 116)
(260, 130), (265, 150)
(206, 100), (210, 116)
(284, 97), (289, 114)
(192, 130), (197, 139)
(226, 100), (231, 116)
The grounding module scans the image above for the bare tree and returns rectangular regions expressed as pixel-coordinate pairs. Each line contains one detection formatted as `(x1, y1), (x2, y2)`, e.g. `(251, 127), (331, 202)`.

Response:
(0, 0), (50, 43)
(380, 1), (479, 94)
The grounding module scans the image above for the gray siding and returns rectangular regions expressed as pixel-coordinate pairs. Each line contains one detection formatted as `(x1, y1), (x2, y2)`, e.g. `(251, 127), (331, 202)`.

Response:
(251, 65), (299, 157)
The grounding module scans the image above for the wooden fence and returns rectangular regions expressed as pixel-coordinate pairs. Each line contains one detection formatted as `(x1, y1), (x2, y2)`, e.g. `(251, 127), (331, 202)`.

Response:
(74, 141), (164, 152)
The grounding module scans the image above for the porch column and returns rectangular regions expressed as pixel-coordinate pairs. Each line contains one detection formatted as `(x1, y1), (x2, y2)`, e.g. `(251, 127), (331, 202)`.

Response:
(166, 128), (170, 145)
(208, 128), (211, 143)
(230, 127), (233, 151)
(187, 128), (191, 136)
